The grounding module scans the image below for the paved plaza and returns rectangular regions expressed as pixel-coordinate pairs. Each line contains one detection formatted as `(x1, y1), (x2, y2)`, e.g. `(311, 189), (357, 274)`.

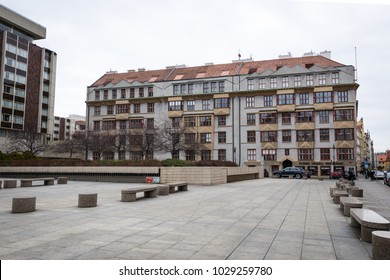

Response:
(0, 177), (389, 260)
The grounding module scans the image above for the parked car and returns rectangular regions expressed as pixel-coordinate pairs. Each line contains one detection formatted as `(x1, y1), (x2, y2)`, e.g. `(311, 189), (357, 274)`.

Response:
(273, 167), (311, 179)
(330, 170), (344, 179)
(383, 172), (390, 186)
(373, 170), (384, 180)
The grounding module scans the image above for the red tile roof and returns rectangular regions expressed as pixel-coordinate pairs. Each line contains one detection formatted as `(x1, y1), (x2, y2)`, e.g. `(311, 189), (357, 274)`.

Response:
(90, 55), (345, 87)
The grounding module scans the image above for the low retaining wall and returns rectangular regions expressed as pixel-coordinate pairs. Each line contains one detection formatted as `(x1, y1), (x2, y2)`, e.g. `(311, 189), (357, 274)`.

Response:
(0, 166), (263, 185)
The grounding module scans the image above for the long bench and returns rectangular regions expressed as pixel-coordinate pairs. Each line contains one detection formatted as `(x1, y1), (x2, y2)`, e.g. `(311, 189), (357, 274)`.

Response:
(350, 208), (390, 243)
(167, 182), (188, 193)
(20, 178), (55, 187)
(121, 187), (157, 202)
(340, 197), (363, 217)
(372, 231), (390, 259)
(333, 190), (349, 204)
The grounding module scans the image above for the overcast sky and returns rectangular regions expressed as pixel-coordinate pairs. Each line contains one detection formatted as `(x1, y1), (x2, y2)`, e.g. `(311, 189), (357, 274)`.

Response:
(2, 0), (390, 152)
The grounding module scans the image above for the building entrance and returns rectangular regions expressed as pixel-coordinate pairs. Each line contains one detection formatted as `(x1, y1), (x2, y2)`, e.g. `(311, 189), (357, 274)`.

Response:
(282, 159), (293, 169)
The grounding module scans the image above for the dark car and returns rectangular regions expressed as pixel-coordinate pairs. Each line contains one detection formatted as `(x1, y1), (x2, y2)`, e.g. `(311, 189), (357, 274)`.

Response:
(273, 167), (311, 179)
(330, 170), (344, 179)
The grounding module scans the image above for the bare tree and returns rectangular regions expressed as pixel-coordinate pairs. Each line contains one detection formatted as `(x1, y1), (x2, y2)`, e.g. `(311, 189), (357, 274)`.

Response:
(4, 131), (48, 155)
(155, 119), (187, 158)
(89, 130), (116, 160)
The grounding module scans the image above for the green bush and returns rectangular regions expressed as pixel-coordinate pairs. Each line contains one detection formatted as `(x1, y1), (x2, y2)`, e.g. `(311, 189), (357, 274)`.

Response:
(161, 159), (192, 167)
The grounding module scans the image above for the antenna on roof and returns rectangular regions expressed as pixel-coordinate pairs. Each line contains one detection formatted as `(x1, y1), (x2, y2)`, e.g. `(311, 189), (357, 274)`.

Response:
(238, 49), (241, 60)
(354, 47), (358, 82)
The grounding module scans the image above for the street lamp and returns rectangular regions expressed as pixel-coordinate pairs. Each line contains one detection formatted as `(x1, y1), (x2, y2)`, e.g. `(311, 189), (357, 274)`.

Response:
(332, 144), (336, 173)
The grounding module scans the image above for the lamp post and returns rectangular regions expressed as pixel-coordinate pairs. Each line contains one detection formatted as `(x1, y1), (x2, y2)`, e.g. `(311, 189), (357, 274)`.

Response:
(332, 144), (336, 173)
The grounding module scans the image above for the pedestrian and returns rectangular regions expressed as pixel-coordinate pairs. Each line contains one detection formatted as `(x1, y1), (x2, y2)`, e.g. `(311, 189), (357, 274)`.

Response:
(348, 170), (354, 181)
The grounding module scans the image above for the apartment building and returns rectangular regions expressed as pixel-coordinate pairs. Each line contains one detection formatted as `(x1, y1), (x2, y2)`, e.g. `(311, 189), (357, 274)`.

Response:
(87, 52), (358, 177)
(53, 114), (85, 141)
(0, 5), (56, 146)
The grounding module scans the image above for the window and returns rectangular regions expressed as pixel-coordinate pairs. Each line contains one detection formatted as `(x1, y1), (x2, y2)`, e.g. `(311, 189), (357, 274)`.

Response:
(214, 98), (230, 108)
(119, 120), (127, 129)
(94, 106), (101, 115)
(218, 149), (226, 161)
(201, 150), (211, 161)
(219, 81), (225, 92)
(188, 84), (194, 94)
(299, 93), (309, 105)
(2, 114), (11, 122)
(298, 149), (313, 160)
(200, 133), (211, 143)
(187, 100), (195, 111)
(202, 99), (211, 110)
(181, 84), (187, 95)
(133, 104), (140, 113)
(147, 103), (154, 113)
(320, 129), (330, 141)
(281, 113), (291, 124)
(107, 105), (113, 115)
(282, 76), (289, 88)
(186, 150), (195, 161)
(112, 89), (117, 99)
(262, 149), (276, 161)
(335, 128), (354, 140)
(148, 87), (153, 97)
(218, 116), (226, 126)
(184, 117), (196, 127)
(168, 101), (183, 111)
(264, 96), (273, 107)
(172, 117), (181, 128)
(122, 89), (127, 98)
(247, 149), (256, 161)
(337, 148), (354, 160)
(185, 133), (196, 144)
(306, 74), (314, 86)
(294, 76), (301, 87)
(334, 109), (354, 121)
(104, 90), (108, 100)
(314, 92), (333, 103)
(95, 91), (100, 100)
(246, 96), (255, 107)
(285, 149), (290, 156)
(259, 78), (266, 89)
(331, 72), (339, 84)
(282, 130), (291, 142)
(337, 91), (348, 102)
(102, 120), (115, 130)
(297, 130), (314, 142)
(173, 85), (179, 95)
(319, 73), (326, 85)
(260, 113), (277, 124)
(211, 82), (217, 92)
(94, 121), (100, 131)
(296, 111), (314, 122)
(247, 131), (256, 143)
(247, 113), (256, 125)
(270, 77), (277, 88)
(320, 148), (330, 160)
(248, 79), (254, 90)
(203, 83), (209, 93)
(319, 111), (330, 123)
(199, 116), (211, 126)
(129, 119), (143, 129)
(320, 166), (331, 176)
(218, 132), (226, 143)
(277, 94), (294, 105)
(146, 118), (154, 129)
(261, 131), (277, 142)
(116, 104), (129, 114)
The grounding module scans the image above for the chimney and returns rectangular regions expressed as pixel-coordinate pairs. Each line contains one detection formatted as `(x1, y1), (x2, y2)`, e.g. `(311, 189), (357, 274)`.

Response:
(320, 50), (332, 59)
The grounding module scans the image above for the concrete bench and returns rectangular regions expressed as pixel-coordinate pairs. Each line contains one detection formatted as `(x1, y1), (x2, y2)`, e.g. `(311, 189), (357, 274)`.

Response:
(121, 187), (157, 202)
(12, 197), (36, 213)
(340, 197), (363, 217)
(350, 208), (390, 243)
(330, 186), (338, 197)
(57, 177), (68, 184)
(351, 187), (363, 197)
(20, 178), (55, 187)
(157, 185), (170, 196)
(372, 231), (390, 260)
(78, 193), (98, 207)
(4, 180), (17, 188)
(167, 182), (188, 193)
(333, 190), (349, 204)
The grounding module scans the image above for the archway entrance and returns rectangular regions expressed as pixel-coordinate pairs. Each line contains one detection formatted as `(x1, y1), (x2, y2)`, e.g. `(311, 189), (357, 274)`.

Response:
(282, 159), (293, 169)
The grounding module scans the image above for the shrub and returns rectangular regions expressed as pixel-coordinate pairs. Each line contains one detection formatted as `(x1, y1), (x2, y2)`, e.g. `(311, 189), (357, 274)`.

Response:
(193, 160), (238, 167)
(161, 159), (193, 167)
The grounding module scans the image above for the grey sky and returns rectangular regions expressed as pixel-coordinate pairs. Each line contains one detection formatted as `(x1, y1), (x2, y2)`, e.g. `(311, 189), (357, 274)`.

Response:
(2, 0), (390, 152)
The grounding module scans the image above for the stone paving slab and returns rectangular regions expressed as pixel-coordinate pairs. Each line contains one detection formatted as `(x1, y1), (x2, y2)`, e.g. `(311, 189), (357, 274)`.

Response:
(1, 177), (388, 260)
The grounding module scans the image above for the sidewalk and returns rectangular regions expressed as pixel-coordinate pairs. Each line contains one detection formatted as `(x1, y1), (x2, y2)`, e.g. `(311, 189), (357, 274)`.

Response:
(0, 177), (389, 260)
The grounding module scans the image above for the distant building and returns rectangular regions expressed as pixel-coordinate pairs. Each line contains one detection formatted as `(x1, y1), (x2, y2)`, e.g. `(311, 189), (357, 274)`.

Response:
(87, 52), (359, 177)
(0, 5), (57, 147)
(53, 115), (86, 141)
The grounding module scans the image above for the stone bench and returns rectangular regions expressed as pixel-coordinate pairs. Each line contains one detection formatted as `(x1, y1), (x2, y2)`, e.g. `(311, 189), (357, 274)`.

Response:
(330, 186), (338, 197)
(351, 187), (363, 197)
(57, 177), (68, 184)
(350, 208), (390, 243)
(372, 231), (390, 260)
(333, 190), (349, 204)
(78, 193), (98, 207)
(12, 197), (36, 213)
(157, 185), (170, 196)
(20, 178), (55, 187)
(167, 182), (188, 193)
(340, 197), (363, 217)
(121, 187), (157, 202)
(4, 180), (17, 188)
